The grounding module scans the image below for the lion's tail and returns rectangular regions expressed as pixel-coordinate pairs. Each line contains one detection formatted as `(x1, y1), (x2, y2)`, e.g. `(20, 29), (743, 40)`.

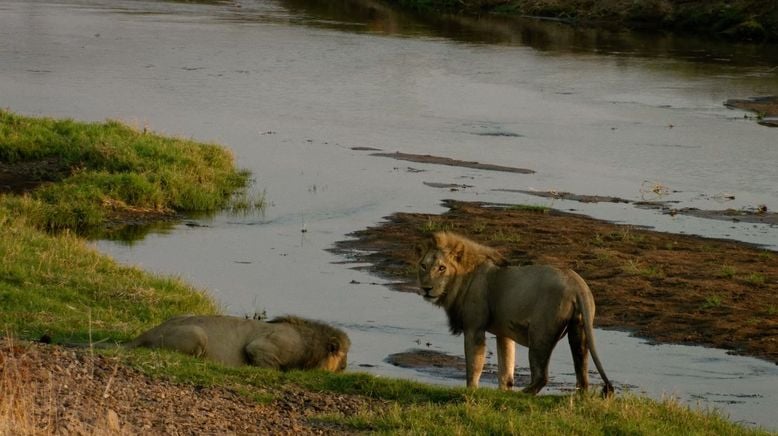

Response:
(60, 337), (125, 349)
(572, 275), (615, 398)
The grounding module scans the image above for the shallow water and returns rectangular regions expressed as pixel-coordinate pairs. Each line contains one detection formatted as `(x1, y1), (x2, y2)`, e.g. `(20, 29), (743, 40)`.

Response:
(1, 0), (777, 429)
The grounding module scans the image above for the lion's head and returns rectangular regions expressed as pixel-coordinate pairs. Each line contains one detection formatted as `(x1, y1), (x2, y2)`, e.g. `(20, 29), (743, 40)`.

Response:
(268, 316), (350, 372)
(416, 231), (506, 305)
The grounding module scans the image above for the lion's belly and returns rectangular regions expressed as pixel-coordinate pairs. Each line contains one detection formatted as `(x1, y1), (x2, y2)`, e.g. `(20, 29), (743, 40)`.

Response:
(487, 322), (529, 347)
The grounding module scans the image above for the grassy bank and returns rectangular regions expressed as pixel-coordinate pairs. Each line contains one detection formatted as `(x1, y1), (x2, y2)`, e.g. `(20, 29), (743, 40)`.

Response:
(0, 109), (262, 235)
(129, 349), (764, 435)
(392, 0), (778, 41)
(0, 112), (771, 434)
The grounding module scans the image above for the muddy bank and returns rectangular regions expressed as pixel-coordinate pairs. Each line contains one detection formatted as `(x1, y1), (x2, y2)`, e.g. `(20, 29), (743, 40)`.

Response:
(726, 96), (778, 127)
(333, 200), (778, 364)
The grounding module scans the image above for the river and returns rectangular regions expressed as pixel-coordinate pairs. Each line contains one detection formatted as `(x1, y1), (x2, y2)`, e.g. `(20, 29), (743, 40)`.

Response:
(1, 0), (776, 429)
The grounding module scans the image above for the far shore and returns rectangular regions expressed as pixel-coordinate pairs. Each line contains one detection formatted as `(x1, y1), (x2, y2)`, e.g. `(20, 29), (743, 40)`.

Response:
(387, 0), (778, 42)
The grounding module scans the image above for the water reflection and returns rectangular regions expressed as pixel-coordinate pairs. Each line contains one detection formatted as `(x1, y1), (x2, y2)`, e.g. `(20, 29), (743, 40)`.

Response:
(139, 0), (778, 68)
(274, 0), (778, 66)
(85, 220), (178, 244)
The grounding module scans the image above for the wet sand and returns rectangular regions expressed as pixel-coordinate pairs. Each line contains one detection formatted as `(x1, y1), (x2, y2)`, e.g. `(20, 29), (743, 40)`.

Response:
(333, 200), (778, 364)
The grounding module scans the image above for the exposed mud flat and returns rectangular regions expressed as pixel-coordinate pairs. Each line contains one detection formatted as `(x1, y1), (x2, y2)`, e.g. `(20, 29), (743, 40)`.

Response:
(500, 189), (778, 225)
(333, 200), (778, 364)
(372, 151), (536, 174)
(725, 96), (778, 127)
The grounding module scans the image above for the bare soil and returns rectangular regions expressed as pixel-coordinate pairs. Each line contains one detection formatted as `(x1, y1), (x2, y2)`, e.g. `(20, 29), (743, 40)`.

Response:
(1, 338), (379, 435)
(332, 200), (778, 364)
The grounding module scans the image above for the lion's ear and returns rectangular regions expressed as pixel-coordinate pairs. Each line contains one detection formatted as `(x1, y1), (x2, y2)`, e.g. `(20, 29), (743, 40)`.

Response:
(327, 338), (340, 354)
(451, 241), (466, 265)
(414, 243), (423, 258)
(414, 241), (428, 258)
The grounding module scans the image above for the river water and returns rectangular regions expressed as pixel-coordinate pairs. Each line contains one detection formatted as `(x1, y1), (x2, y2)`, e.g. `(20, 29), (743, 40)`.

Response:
(1, 0), (777, 429)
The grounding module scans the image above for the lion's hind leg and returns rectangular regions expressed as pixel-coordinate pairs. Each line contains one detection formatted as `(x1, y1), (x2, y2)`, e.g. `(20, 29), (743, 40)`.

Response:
(244, 338), (282, 370)
(131, 325), (208, 358)
(567, 317), (590, 391)
(523, 328), (557, 395)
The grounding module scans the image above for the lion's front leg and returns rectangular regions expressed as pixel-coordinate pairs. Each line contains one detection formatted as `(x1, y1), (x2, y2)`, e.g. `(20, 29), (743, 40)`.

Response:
(464, 329), (487, 388)
(496, 336), (515, 390)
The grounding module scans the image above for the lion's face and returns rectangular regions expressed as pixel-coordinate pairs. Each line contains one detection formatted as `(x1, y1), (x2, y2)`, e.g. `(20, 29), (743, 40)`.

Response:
(317, 335), (350, 372)
(319, 350), (348, 372)
(417, 248), (456, 305)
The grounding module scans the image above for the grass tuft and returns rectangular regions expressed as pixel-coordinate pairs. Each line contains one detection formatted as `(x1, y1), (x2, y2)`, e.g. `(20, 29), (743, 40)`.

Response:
(0, 110), (258, 233)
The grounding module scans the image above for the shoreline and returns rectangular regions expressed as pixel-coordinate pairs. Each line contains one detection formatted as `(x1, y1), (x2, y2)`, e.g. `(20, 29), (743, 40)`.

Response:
(387, 0), (778, 42)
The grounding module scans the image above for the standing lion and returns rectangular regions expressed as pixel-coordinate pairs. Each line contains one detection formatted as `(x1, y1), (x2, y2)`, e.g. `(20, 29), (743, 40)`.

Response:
(416, 231), (614, 396)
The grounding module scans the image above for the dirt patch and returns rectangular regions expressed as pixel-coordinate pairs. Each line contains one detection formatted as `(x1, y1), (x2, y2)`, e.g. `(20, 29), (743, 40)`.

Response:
(1, 338), (379, 435)
(371, 151), (535, 174)
(332, 200), (778, 363)
(725, 96), (778, 127)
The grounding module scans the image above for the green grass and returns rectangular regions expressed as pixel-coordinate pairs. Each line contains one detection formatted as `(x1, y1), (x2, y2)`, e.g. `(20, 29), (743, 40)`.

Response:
(122, 347), (769, 435)
(719, 265), (738, 278)
(420, 217), (455, 233)
(700, 294), (724, 310)
(0, 111), (770, 435)
(746, 272), (766, 287)
(0, 206), (218, 343)
(489, 228), (522, 243)
(508, 204), (550, 214)
(0, 109), (261, 233)
(622, 259), (665, 279)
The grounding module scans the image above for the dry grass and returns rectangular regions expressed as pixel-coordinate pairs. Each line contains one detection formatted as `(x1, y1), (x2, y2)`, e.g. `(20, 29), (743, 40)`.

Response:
(0, 337), (116, 435)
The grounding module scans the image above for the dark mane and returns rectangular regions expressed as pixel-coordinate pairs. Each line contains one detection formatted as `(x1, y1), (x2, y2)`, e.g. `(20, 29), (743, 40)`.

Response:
(268, 316), (350, 369)
(433, 231), (507, 272)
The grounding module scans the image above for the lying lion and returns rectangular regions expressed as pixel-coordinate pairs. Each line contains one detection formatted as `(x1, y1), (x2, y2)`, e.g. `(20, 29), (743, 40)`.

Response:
(122, 315), (350, 372)
(416, 231), (614, 396)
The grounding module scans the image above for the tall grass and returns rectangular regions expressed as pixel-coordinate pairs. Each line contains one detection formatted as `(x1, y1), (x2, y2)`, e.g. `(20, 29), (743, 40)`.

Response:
(1, 337), (119, 435)
(0, 208), (217, 343)
(1, 345), (39, 435)
(0, 110), (260, 232)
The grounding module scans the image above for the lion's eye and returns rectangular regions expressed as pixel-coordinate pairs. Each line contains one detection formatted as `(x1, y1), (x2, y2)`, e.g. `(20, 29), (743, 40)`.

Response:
(438, 265), (446, 272)
(420, 263), (427, 271)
